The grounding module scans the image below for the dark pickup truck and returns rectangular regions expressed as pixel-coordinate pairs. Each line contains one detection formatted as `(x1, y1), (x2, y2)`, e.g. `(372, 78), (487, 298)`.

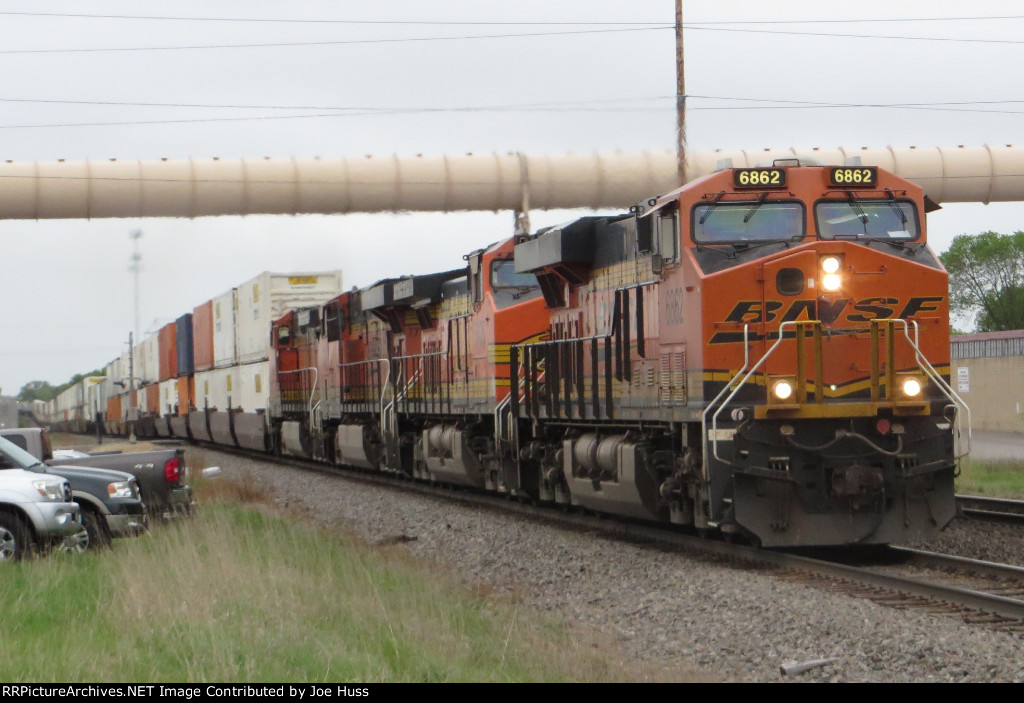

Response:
(1, 428), (194, 521)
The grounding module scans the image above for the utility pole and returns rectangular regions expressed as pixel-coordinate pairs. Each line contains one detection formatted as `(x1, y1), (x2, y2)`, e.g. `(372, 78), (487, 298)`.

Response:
(675, 0), (686, 186)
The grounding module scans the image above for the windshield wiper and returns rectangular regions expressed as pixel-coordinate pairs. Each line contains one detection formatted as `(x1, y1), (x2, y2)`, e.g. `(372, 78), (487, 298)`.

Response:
(861, 237), (922, 254)
(743, 191), (770, 223)
(730, 239), (791, 254)
(845, 191), (870, 232)
(698, 191), (726, 225)
(883, 190), (909, 226)
(695, 239), (789, 259)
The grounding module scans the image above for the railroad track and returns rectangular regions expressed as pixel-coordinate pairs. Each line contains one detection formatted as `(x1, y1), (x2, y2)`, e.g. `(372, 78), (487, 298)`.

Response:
(957, 494), (1024, 525)
(178, 440), (1024, 634)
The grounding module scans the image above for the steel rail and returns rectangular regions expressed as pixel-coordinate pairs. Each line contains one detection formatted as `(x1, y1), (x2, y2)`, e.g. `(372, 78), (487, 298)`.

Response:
(957, 494), (1024, 525)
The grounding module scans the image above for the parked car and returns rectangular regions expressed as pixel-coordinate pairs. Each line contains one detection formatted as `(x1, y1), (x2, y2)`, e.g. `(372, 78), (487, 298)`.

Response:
(2, 428), (194, 521)
(0, 442), (81, 560)
(0, 433), (145, 550)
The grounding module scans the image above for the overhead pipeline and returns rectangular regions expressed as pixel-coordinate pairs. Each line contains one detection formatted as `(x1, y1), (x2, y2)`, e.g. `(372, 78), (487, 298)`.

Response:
(0, 144), (1018, 219)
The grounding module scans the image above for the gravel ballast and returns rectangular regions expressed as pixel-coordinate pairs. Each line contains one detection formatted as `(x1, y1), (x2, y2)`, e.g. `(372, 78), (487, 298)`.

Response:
(196, 449), (1024, 683)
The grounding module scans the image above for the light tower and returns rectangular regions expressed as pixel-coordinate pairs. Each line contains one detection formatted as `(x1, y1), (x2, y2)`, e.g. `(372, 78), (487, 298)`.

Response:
(127, 230), (143, 444)
(129, 229), (142, 346)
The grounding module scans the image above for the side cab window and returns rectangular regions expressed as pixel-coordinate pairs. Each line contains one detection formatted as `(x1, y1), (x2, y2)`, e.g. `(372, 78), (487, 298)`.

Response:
(274, 325), (291, 349)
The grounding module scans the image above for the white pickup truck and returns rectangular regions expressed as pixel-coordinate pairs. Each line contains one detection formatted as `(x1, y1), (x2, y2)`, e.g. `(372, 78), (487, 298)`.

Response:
(0, 445), (81, 560)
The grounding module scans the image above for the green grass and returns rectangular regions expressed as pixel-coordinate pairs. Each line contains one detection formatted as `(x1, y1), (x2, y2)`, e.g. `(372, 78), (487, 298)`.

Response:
(956, 459), (1024, 498)
(0, 474), (664, 683)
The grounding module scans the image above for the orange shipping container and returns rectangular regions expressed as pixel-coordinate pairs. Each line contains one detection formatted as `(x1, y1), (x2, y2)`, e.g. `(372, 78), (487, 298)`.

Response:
(193, 300), (214, 372)
(176, 376), (195, 415)
(145, 384), (160, 414)
(158, 322), (178, 382)
(106, 395), (122, 422)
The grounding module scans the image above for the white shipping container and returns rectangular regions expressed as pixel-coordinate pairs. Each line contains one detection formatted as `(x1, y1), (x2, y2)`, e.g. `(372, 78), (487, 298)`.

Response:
(236, 360), (270, 412)
(142, 334), (160, 385)
(159, 378), (179, 415)
(84, 376), (105, 420)
(56, 384), (77, 418)
(195, 367), (237, 412)
(88, 378), (110, 421)
(31, 399), (47, 423)
(131, 342), (147, 386)
(235, 271), (343, 365)
(105, 357), (123, 387)
(213, 288), (238, 369)
(113, 351), (131, 387)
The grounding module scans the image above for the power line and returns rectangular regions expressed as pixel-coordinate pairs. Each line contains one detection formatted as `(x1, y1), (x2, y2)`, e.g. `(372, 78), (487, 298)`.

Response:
(0, 95), (669, 111)
(3, 21), (1024, 55)
(0, 26), (671, 54)
(689, 26), (1024, 44)
(691, 16), (1024, 26)
(0, 10), (1021, 26)
(0, 94), (1022, 130)
(686, 95), (1024, 115)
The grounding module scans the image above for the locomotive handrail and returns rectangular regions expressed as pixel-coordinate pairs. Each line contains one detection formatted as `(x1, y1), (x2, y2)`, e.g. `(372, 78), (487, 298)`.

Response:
(391, 349), (450, 414)
(897, 320), (972, 460)
(337, 357), (390, 414)
(512, 333), (612, 420)
(704, 320), (972, 479)
(379, 358), (396, 452)
(278, 366), (319, 429)
(702, 324), (754, 478)
(494, 358), (532, 457)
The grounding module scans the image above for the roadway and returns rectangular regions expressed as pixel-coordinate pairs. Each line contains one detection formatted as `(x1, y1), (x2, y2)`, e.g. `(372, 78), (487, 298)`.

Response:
(967, 430), (1024, 463)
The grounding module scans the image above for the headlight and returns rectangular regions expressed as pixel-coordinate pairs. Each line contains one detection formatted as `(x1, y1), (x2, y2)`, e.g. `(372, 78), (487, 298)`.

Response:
(32, 479), (67, 502)
(901, 378), (923, 397)
(820, 256), (843, 291)
(108, 481), (135, 498)
(772, 379), (794, 401)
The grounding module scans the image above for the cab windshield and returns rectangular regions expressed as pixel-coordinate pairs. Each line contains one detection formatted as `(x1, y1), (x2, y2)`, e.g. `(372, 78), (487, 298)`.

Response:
(692, 202), (804, 243)
(815, 200), (920, 240)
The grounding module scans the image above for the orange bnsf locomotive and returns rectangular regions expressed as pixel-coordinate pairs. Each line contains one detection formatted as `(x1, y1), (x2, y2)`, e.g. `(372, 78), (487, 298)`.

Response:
(267, 161), (966, 548)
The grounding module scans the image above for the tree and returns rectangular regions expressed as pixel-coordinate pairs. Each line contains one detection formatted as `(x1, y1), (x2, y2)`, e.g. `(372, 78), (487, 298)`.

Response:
(17, 381), (57, 403)
(940, 231), (1024, 332)
(16, 368), (105, 403)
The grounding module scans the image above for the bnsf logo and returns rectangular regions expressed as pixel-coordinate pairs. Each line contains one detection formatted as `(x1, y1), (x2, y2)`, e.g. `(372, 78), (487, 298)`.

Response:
(709, 296), (943, 344)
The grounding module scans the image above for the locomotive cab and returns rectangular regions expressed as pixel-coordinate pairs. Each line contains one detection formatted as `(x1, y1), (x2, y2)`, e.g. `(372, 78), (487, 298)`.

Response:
(688, 163), (965, 546)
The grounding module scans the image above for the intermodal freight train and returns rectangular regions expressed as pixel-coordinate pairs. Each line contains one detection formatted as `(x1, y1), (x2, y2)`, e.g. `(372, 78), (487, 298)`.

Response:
(50, 161), (969, 547)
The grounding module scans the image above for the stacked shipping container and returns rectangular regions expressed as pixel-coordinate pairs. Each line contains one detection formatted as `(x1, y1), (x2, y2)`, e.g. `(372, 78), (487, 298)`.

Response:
(43, 270), (342, 430)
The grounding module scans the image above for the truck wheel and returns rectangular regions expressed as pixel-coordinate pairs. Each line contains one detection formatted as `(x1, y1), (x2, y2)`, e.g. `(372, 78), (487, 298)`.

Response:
(80, 509), (111, 550)
(0, 511), (32, 561)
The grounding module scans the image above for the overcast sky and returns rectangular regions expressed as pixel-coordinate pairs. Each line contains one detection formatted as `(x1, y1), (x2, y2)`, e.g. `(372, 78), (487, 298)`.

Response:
(1, 0), (1021, 394)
